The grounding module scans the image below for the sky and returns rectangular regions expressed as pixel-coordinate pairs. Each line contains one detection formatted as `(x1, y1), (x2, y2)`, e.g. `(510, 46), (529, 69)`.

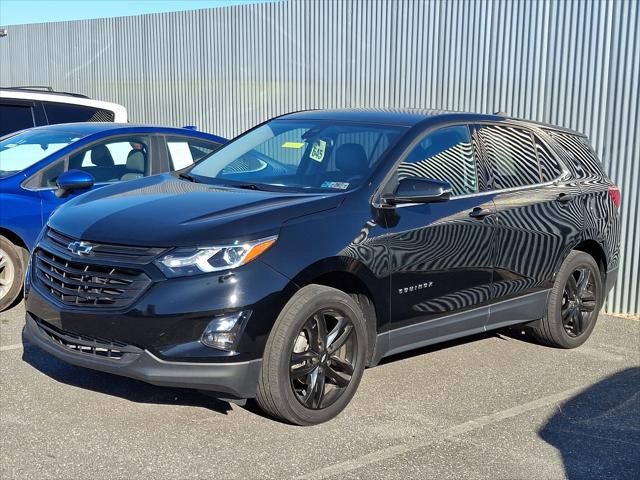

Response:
(0, 0), (275, 26)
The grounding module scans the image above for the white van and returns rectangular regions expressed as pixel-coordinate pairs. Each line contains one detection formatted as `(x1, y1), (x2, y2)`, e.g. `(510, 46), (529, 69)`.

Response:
(0, 86), (127, 137)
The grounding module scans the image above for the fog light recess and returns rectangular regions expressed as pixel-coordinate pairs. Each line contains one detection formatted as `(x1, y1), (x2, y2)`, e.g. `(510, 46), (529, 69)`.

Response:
(201, 311), (251, 351)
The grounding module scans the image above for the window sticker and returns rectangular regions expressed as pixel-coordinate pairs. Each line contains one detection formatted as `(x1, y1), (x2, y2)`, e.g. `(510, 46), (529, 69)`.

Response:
(321, 181), (349, 190)
(281, 141), (305, 149)
(309, 139), (327, 162)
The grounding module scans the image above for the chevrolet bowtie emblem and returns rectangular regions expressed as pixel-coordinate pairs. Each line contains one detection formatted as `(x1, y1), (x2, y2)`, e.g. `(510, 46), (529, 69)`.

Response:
(67, 240), (93, 255)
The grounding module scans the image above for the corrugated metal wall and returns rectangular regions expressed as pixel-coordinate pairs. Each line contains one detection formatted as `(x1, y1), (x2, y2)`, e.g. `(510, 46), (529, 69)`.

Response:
(0, 0), (638, 314)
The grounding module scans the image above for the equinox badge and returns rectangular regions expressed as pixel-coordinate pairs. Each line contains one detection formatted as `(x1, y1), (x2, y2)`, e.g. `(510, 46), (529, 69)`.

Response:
(67, 241), (93, 256)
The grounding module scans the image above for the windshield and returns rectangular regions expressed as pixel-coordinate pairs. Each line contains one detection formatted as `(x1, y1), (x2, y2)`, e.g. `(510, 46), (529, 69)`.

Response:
(189, 120), (407, 191)
(0, 130), (84, 178)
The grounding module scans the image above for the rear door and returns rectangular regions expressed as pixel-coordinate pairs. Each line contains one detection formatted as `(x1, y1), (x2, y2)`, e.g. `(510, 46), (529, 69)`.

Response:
(383, 124), (496, 355)
(162, 135), (224, 171)
(472, 123), (582, 328)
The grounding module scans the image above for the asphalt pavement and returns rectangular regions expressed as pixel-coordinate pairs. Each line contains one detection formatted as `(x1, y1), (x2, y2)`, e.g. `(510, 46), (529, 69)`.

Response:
(1, 301), (638, 479)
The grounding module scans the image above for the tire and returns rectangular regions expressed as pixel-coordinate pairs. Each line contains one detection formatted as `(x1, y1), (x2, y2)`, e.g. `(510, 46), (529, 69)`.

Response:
(0, 237), (26, 312)
(531, 251), (603, 349)
(256, 284), (368, 425)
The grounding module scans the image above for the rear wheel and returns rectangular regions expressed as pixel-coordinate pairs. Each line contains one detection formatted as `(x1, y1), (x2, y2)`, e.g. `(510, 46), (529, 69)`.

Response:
(0, 237), (26, 312)
(531, 251), (602, 348)
(256, 284), (367, 425)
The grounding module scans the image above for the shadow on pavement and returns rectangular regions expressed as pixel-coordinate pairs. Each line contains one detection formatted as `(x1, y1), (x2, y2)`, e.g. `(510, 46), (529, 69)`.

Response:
(21, 343), (233, 415)
(539, 367), (640, 480)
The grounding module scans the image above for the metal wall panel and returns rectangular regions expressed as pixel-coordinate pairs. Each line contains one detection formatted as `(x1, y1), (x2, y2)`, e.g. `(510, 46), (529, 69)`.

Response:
(0, 0), (637, 313)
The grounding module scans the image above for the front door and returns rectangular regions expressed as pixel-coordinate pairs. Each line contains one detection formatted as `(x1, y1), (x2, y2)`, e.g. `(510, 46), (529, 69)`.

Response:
(382, 124), (496, 355)
(37, 135), (153, 224)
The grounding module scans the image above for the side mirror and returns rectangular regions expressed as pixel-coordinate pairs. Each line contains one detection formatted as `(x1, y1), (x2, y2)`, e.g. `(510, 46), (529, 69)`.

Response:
(382, 178), (452, 206)
(55, 170), (95, 198)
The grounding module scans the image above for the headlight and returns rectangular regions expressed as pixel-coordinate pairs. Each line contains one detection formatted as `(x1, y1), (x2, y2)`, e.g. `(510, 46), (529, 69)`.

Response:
(155, 235), (277, 277)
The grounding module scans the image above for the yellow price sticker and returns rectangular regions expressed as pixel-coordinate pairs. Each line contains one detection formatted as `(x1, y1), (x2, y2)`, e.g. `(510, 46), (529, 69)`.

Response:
(282, 141), (305, 149)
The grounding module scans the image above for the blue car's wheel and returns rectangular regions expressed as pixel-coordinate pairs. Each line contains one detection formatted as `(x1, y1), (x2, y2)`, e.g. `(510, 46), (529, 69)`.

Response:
(0, 236), (25, 312)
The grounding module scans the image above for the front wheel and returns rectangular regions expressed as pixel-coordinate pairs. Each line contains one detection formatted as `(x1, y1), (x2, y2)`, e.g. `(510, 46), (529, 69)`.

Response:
(256, 284), (368, 425)
(531, 251), (603, 349)
(0, 237), (26, 312)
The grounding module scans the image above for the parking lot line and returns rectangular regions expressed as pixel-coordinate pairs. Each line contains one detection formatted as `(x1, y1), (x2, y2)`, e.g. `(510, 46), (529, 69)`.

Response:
(299, 384), (589, 480)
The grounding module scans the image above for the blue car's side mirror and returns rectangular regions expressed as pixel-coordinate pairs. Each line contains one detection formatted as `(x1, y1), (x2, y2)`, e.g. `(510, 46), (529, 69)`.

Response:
(55, 170), (95, 198)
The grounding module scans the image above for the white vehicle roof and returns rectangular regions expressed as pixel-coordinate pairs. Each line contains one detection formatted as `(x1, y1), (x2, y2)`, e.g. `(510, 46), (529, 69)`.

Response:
(0, 88), (127, 122)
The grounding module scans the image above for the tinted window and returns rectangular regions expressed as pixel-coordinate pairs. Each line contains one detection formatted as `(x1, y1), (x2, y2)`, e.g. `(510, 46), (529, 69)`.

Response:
(398, 125), (477, 196)
(0, 104), (35, 137)
(166, 136), (222, 170)
(476, 125), (540, 189)
(544, 130), (604, 179)
(44, 102), (114, 124)
(39, 136), (151, 187)
(533, 132), (564, 182)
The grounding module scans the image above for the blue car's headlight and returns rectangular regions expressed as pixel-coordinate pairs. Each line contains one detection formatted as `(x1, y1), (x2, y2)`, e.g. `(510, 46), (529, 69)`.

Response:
(154, 236), (277, 278)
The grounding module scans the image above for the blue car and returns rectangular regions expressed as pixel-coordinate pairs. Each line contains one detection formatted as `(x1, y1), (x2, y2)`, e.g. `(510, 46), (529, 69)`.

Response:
(0, 123), (225, 310)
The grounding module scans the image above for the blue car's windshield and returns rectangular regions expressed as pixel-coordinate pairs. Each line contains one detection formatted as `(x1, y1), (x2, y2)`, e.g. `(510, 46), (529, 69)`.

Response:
(0, 130), (84, 178)
(189, 120), (408, 192)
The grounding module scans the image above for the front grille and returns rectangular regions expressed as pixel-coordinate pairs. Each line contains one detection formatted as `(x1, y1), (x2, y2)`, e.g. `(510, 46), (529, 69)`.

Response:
(34, 248), (151, 308)
(45, 228), (166, 263)
(35, 317), (141, 360)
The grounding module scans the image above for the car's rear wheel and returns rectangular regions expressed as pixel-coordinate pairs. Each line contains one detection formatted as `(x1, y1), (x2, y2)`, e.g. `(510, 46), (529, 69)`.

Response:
(256, 284), (367, 425)
(0, 237), (26, 312)
(531, 251), (602, 348)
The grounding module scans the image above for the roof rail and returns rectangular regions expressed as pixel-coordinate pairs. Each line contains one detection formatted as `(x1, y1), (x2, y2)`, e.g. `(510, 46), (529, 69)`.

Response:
(0, 86), (90, 99)
(8, 85), (54, 92)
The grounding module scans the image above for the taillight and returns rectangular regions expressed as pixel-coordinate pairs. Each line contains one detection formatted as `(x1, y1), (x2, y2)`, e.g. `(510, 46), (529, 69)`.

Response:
(608, 185), (621, 208)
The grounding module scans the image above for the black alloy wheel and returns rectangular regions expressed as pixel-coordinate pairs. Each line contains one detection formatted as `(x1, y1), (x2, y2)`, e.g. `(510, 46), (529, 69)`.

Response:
(289, 308), (357, 410)
(256, 284), (367, 425)
(531, 250), (603, 349)
(561, 266), (598, 337)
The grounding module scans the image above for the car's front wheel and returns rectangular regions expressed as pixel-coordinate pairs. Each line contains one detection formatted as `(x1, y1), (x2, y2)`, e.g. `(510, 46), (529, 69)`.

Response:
(531, 250), (603, 348)
(0, 237), (26, 312)
(256, 284), (368, 425)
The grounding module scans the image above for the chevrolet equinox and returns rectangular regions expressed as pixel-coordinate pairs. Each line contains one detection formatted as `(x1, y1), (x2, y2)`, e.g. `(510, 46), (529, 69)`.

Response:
(23, 109), (621, 425)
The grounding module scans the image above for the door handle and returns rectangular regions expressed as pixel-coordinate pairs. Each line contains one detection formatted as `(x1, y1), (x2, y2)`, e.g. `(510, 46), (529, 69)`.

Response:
(556, 193), (574, 203)
(469, 207), (493, 219)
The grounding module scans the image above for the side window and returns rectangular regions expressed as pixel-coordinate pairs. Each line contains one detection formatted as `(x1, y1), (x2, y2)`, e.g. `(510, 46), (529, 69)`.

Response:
(476, 125), (540, 189)
(0, 104), (35, 137)
(398, 125), (477, 196)
(166, 136), (222, 170)
(544, 130), (604, 179)
(40, 136), (151, 187)
(43, 102), (115, 124)
(533, 132), (564, 182)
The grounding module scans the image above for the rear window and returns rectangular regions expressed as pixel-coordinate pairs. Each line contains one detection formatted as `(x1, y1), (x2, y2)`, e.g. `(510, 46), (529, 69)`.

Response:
(545, 130), (605, 179)
(0, 104), (35, 137)
(44, 102), (115, 124)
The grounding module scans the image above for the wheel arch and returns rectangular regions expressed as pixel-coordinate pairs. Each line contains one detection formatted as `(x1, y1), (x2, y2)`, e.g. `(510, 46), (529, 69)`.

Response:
(0, 227), (28, 251)
(289, 258), (387, 367)
(572, 239), (607, 282)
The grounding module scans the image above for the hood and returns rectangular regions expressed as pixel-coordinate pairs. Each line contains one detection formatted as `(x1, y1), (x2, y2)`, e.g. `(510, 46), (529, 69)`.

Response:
(49, 174), (343, 246)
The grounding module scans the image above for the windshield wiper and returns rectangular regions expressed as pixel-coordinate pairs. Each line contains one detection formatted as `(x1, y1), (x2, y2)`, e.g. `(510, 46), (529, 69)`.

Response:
(234, 183), (266, 191)
(178, 172), (198, 183)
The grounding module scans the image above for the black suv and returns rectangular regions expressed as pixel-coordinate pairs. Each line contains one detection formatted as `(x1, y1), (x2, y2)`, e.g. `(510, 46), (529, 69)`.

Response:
(24, 109), (621, 425)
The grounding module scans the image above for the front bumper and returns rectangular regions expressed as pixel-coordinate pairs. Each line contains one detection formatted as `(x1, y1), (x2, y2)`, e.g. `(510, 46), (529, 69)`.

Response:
(24, 313), (262, 398)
